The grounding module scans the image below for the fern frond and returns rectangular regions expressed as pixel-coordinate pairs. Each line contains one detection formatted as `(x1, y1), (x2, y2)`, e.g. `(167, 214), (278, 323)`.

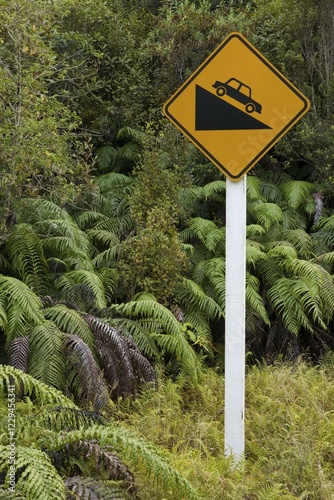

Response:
(28, 407), (105, 435)
(246, 224), (266, 239)
(281, 180), (315, 211)
(85, 316), (136, 397)
(18, 198), (70, 223)
(260, 180), (283, 204)
(65, 476), (132, 499)
(0, 445), (66, 500)
(75, 211), (109, 230)
(64, 334), (109, 411)
(43, 304), (95, 348)
(49, 424), (198, 499)
(8, 335), (30, 372)
(6, 223), (50, 294)
(281, 229), (314, 259)
(246, 176), (263, 201)
(176, 278), (223, 320)
(65, 440), (135, 492)
(87, 229), (120, 249)
(246, 273), (270, 331)
(28, 321), (66, 389)
(108, 318), (160, 359)
(91, 247), (121, 269)
(246, 240), (266, 267)
(252, 202), (283, 230)
(55, 271), (107, 310)
(0, 276), (44, 344)
(185, 218), (219, 244)
(0, 365), (78, 407)
(267, 276), (327, 334)
(265, 242), (298, 261)
(110, 301), (201, 382)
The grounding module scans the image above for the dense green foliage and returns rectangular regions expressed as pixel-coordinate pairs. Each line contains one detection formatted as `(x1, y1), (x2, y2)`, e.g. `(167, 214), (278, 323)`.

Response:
(0, 0), (334, 497)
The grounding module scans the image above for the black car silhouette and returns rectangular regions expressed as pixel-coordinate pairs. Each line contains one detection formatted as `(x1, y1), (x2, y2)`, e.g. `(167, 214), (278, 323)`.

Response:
(212, 78), (262, 114)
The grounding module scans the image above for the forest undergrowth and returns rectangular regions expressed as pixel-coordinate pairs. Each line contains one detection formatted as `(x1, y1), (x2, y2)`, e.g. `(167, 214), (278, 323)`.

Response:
(117, 357), (334, 499)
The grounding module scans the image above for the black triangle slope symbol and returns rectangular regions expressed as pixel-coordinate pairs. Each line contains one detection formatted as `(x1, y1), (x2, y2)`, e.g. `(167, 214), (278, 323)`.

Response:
(195, 85), (271, 131)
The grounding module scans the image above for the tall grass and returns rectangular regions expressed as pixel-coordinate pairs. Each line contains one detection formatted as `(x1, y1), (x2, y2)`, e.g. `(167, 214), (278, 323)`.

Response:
(117, 356), (334, 499)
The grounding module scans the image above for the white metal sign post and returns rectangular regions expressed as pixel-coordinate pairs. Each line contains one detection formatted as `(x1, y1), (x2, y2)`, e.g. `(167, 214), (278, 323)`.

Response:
(224, 176), (247, 459)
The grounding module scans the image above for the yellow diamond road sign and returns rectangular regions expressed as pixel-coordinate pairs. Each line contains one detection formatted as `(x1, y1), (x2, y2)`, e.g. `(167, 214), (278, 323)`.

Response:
(163, 32), (310, 181)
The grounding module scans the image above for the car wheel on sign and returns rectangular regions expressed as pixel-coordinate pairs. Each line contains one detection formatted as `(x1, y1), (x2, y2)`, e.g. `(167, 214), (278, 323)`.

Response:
(245, 103), (255, 113)
(216, 86), (226, 96)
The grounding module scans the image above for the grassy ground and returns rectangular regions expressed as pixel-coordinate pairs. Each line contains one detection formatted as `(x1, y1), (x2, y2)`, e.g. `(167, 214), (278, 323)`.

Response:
(117, 356), (334, 499)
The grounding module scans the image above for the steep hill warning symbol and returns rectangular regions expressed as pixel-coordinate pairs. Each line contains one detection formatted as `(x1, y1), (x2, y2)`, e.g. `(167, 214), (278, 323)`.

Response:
(163, 32), (310, 181)
(195, 82), (271, 131)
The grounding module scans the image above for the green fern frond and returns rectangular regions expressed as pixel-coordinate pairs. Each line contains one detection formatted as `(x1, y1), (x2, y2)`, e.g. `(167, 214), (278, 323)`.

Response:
(281, 180), (315, 211)
(36, 218), (92, 257)
(203, 227), (225, 253)
(92, 215), (134, 237)
(6, 223), (50, 294)
(192, 258), (226, 309)
(265, 242), (298, 260)
(246, 273), (270, 330)
(28, 321), (65, 389)
(267, 276), (327, 334)
(110, 301), (201, 382)
(0, 364), (78, 407)
(87, 229), (120, 249)
(91, 247), (121, 269)
(312, 215), (334, 250)
(281, 229), (314, 259)
(0, 276), (44, 344)
(246, 241), (266, 267)
(18, 198), (70, 223)
(185, 218), (219, 244)
(75, 211), (108, 230)
(252, 202), (283, 230)
(246, 224), (266, 239)
(55, 271), (107, 310)
(95, 172), (135, 194)
(176, 278), (223, 320)
(28, 407), (105, 435)
(282, 207), (309, 230)
(116, 125), (146, 142)
(260, 180), (283, 204)
(95, 144), (118, 170)
(247, 176), (264, 201)
(43, 305), (94, 348)
(49, 424), (198, 499)
(202, 180), (226, 199)
(108, 318), (160, 359)
(0, 445), (66, 500)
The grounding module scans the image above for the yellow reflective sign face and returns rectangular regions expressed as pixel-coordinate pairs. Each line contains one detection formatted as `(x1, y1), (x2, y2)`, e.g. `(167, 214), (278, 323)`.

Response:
(163, 33), (310, 181)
